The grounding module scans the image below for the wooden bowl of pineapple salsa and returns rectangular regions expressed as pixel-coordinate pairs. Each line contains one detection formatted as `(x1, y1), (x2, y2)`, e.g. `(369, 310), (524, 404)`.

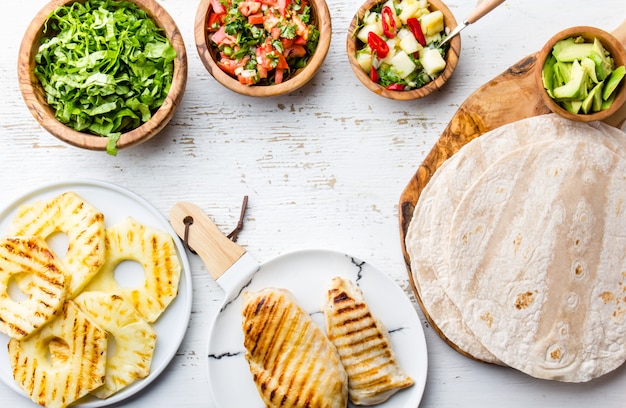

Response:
(346, 0), (460, 100)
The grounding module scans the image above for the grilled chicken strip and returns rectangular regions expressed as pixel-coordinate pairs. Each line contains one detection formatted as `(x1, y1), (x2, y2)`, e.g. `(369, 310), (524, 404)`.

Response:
(242, 287), (348, 408)
(324, 277), (414, 405)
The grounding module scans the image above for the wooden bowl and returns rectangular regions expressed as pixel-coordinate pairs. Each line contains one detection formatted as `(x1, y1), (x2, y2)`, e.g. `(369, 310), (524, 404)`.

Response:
(346, 0), (460, 100)
(18, 0), (188, 152)
(194, 0), (331, 97)
(535, 26), (626, 122)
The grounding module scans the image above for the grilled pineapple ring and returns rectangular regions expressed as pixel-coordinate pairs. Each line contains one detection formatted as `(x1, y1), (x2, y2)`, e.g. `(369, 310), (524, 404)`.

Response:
(7, 192), (106, 298)
(0, 237), (68, 339)
(86, 217), (182, 322)
(74, 291), (157, 399)
(8, 301), (108, 408)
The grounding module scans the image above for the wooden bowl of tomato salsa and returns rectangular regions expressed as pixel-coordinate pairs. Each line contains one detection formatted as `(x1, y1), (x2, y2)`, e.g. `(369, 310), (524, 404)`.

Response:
(194, 0), (332, 97)
(18, 0), (188, 154)
(346, 0), (459, 100)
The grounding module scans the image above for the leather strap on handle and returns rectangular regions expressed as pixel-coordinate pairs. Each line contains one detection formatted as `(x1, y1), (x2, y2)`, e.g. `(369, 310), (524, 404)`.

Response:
(169, 202), (246, 281)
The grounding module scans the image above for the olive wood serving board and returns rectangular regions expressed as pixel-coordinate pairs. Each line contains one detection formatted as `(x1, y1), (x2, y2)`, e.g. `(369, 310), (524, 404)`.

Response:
(398, 19), (626, 354)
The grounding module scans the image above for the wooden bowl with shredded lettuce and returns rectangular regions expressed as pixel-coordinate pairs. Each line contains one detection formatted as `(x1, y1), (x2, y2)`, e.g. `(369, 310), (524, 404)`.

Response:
(18, 0), (187, 155)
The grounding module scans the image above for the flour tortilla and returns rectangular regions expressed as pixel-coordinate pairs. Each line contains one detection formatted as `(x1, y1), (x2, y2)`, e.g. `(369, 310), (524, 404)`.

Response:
(405, 114), (626, 364)
(448, 139), (626, 382)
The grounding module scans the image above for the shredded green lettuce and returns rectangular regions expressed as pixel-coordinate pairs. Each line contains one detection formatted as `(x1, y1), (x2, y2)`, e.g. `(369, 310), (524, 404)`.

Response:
(35, 0), (176, 155)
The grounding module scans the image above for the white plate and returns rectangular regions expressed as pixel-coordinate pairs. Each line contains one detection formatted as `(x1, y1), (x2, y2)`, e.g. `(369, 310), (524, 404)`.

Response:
(207, 249), (428, 407)
(0, 179), (192, 407)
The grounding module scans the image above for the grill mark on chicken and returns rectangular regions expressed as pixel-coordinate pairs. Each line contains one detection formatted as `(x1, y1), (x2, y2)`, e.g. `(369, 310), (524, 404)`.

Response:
(324, 277), (414, 405)
(243, 288), (348, 407)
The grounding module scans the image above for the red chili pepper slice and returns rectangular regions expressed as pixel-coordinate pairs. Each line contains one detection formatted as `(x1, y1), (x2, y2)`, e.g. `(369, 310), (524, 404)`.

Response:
(407, 17), (426, 47)
(386, 83), (405, 91)
(367, 31), (389, 59)
(370, 66), (379, 83)
(381, 6), (397, 38)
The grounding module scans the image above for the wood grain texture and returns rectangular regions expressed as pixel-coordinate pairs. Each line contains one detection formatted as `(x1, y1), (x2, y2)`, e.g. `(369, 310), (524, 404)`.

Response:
(399, 18), (626, 358)
(3, 1), (626, 407)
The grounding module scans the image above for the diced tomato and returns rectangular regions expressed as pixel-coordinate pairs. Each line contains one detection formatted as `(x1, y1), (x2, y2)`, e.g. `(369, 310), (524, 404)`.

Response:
(238, 1), (262, 16)
(217, 57), (246, 76)
(209, 0), (226, 14)
(293, 36), (307, 45)
(248, 12), (265, 25)
(210, 26), (237, 46)
(291, 15), (309, 40)
(275, 53), (289, 69)
(207, 11), (226, 31)
(258, 65), (268, 79)
(277, 0), (290, 16)
(280, 38), (295, 49)
(270, 27), (281, 40)
(259, 0), (278, 7)
(274, 69), (284, 84)
(284, 45), (306, 58)
(263, 13), (281, 32)
(238, 74), (256, 85)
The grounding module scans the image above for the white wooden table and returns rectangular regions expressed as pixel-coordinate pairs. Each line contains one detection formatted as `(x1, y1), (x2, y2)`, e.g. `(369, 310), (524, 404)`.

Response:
(1, 0), (625, 407)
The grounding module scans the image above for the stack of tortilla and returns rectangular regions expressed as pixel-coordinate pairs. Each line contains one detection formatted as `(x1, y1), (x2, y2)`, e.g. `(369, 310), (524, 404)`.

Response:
(405, 114), (626, 382)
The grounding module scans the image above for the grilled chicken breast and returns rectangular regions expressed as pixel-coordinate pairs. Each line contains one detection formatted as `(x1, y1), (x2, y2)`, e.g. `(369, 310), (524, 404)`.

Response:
(242, 288), (348, 408)
(324, 277), (414, 405)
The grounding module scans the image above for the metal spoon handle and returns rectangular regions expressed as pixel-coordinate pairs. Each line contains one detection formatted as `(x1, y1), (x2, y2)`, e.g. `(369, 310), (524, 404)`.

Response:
(466, 0), (506, 25)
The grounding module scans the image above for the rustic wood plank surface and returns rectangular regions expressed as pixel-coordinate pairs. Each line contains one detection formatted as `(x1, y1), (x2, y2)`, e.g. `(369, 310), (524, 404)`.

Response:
(1, 1), (625, 407)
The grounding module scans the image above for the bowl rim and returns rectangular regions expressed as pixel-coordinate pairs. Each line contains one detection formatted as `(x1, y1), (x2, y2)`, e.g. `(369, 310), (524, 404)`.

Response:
(345, 0), (460, 101)
(17, 0), (188, 151)
(194, 0), (332, 97)
(534, 25), (626, 123)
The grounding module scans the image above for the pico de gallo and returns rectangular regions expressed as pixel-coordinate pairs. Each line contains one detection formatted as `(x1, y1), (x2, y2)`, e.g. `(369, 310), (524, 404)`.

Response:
(206, 0), (320, 85)
(353, 0), (449, 91)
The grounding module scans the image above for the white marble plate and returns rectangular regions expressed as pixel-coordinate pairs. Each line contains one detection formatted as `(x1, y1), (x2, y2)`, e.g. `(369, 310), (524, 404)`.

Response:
(0, 179), (192, 407)
(207, 248), (427, 407)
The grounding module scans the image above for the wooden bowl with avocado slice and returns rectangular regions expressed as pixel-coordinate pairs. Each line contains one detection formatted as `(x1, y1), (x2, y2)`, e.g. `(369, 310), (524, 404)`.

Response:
(536, 26), (626, 123)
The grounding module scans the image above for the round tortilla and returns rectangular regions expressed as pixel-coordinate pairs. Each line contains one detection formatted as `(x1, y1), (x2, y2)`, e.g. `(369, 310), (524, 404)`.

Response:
(448, 138), (626, 382)
(405, 114), (626, 364)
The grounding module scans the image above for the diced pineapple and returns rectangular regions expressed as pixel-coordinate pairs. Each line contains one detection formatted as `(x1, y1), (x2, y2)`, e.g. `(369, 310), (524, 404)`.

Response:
(390, 50), (417, 78)
(420, 10), (444, 36)
(357, 22), (383, 44)
(425, 32), (442, 45)
(363, 9), (381, 25)
(356, 49), (373, 72)
(397, 0), (426, 23)
(420, 48), (446, 76)
(398, 28), (422, 54)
